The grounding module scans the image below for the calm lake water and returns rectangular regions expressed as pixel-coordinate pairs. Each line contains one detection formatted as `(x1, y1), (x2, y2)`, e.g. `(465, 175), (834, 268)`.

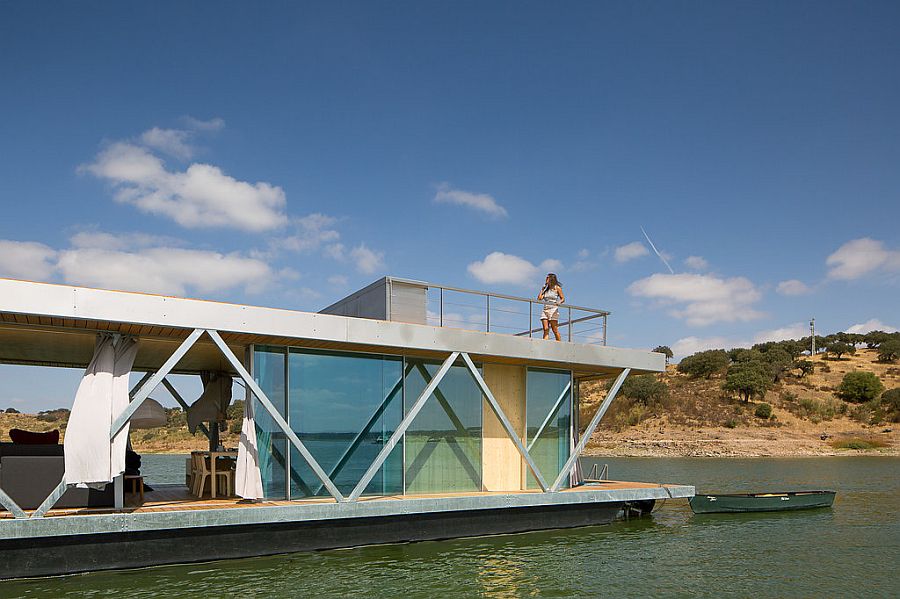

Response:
(2, 456), (897, 598)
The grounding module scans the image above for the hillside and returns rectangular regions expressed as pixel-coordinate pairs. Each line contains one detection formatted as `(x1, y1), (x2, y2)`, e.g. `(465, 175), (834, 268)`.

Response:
(582, 348), (899, 457)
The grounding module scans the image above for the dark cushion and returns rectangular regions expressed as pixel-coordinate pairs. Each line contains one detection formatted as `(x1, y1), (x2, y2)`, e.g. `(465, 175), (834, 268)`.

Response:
(0, 442), (64, 456)
(9, 429), (60, 445)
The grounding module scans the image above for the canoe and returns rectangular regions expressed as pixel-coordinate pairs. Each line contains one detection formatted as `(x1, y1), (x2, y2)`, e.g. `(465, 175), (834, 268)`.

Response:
(688, 491), (836, 514)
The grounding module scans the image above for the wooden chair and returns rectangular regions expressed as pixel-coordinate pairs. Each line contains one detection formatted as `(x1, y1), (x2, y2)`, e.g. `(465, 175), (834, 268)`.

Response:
(191, 453), (234, 498)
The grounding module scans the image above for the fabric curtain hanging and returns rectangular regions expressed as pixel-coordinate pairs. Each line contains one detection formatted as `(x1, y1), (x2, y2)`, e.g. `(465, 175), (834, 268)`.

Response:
(235, 398), (264, 500)
(64, 333), (139, 488)
(187, 372), (233, 434)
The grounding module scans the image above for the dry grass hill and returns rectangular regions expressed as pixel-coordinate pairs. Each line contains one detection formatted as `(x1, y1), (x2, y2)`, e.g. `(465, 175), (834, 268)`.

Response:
(582, 348), (899, 456)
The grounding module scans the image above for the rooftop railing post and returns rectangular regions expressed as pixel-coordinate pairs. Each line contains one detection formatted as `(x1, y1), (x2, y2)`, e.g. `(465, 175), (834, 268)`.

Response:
(440, 287), (443, 327)
(486, 295), (490, 333)
(529, 301), (533, 338)
(603, 315), (608, 346)
(568, 307), (572, 342)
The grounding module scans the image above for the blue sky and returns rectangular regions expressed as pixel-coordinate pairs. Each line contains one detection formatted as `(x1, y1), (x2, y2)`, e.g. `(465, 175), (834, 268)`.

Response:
(1, 2), (898, 411)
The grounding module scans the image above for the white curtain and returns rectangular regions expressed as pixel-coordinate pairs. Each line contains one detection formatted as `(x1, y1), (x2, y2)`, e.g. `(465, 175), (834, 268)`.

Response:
(64, 334), (139, 488)
(235, 398), (264, 500)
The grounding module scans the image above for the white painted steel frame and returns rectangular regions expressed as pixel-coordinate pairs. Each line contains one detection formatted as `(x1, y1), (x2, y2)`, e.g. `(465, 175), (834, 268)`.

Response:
(550, 368), (631, 492)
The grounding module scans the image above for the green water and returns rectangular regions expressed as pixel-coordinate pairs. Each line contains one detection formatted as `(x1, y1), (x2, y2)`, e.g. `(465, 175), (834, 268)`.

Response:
(2, 457), (897, 598)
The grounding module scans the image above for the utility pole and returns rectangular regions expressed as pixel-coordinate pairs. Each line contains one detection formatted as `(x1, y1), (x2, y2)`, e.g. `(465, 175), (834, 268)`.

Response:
(810, 318), (816, 356)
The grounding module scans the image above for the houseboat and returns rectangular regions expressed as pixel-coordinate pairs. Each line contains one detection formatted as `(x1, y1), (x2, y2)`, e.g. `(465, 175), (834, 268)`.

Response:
(0, 276), (693, 579)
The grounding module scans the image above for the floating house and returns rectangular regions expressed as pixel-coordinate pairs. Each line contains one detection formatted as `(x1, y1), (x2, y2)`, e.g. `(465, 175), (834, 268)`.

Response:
(0, 276), (693, 579)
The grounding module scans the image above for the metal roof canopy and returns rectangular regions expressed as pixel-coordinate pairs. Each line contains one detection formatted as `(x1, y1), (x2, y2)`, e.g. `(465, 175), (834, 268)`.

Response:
(0, 278), (664, 377)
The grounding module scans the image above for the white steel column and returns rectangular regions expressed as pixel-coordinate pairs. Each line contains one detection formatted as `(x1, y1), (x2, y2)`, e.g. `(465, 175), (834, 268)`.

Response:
(550, 368), (630, 492)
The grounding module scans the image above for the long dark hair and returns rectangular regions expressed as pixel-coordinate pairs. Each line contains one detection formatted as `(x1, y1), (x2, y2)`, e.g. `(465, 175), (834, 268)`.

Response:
(546, 273), (560, 289)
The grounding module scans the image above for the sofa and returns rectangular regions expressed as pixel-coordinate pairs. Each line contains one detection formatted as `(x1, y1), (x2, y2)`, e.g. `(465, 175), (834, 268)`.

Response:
(0, 442), (114, 510)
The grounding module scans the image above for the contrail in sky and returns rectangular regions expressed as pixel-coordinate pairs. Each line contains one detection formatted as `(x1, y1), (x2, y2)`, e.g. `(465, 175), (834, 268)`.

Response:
(640, 226), (674, 274)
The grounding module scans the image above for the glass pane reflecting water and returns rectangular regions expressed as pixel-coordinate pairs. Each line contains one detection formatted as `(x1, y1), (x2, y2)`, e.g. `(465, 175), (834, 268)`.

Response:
(526, 368), (571, 489)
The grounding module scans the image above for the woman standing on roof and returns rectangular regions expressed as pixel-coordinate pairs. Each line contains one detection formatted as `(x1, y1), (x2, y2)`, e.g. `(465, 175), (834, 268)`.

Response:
(538, 273), (565, 341)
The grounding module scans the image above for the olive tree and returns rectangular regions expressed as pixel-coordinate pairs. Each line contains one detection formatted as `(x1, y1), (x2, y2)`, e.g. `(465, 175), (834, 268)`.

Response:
(677, 349), (729, 379)
(826, 341), (855, 360)
(723, 361), (772, 403)
(877, 340), (900, 363)
(652, 345), (674, 364)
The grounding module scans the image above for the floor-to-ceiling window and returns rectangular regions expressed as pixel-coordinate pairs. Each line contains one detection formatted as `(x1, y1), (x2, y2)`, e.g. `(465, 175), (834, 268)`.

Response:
(288, 349), (403, 498)
(404, 358), (483, 494)
(252, 346), (288, 499)
(526, 368), (572, 489)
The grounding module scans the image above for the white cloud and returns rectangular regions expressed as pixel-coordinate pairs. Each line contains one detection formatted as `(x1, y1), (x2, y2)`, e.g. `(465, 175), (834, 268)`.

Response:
(776, 279), (811, 296)
(684, 255), (709, 271)
(826, 238), (900, 281)
(328, 275), (348, 287)
(56, 246), (273, 296)
(845, 319), (899, 334)
(628, 273), (764, 326)
(577, 248), (590, 260)
(276, 214), (341, 252)
(69, 230), (181, 251)
(349, 244), (384, 275)
(753, 323), (809, 343)
(433, 183), (508, 219)
(0, 240), (57, 281)
(614, 242), (649, 263)
(467, 252), (560, 286)
(83, 142), (287, 232)
(182, 116), (225, 132)
(140, 127), (194, 160)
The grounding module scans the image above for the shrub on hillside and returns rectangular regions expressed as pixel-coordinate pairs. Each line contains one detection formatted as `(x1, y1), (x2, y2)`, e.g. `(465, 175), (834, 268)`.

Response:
(616, 374), (669, 405)
(722, 361), (772, 403)
(877, 340), (900, 363)
(837, 371), (884, 403)
(755, 403), (773, 419)
(4, 407), (20, 414)
(37, 408), (70, 422)
(678, 349), (729, 378)
(880, 388), (900, 423)
(787, 397), (846, 423)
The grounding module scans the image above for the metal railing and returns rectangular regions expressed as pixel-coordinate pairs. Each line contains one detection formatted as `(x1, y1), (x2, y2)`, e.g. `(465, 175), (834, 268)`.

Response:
(387, 277), (609, 345)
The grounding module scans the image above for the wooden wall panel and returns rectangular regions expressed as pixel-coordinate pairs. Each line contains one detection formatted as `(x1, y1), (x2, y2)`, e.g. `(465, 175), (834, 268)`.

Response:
(481, 364), (526, 492)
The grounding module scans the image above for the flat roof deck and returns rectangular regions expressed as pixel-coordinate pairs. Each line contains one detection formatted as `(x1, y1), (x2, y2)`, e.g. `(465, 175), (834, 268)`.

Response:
(0, 278), (665, 377)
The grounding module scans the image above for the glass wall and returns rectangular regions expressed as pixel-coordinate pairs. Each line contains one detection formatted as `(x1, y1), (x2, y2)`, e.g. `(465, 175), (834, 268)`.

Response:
(404, 358), (483, 494)
(287, 349), (403, 498)
(526, 368), (572, 489)
(252, 346), (288, 499)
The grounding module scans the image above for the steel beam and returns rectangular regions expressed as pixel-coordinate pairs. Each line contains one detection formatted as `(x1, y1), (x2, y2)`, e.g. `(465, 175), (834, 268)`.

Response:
(348, 352), (460, 501)
(206, 330), (345, 502)
(161, 377), (211, 439)
(460, 353), (549, 491)
(110, 329), (204, 440)
(526, 381), (572, 452)
(312, 368), (408, 496)
(550, 368), (630, 492)
(0, 487), (27, 519)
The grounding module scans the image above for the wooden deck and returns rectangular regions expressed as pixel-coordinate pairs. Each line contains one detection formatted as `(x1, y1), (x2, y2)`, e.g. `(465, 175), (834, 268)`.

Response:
(1, 480), (677, 519)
